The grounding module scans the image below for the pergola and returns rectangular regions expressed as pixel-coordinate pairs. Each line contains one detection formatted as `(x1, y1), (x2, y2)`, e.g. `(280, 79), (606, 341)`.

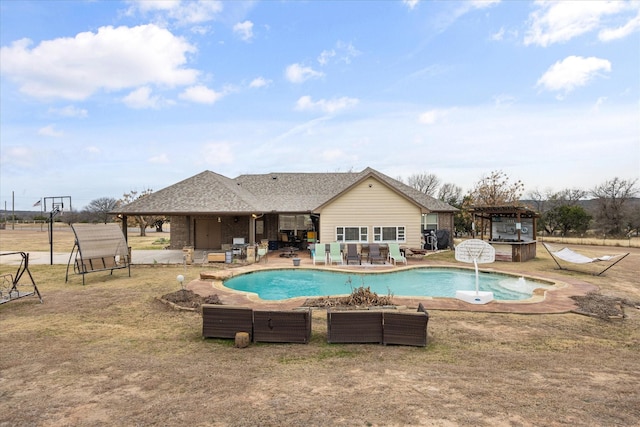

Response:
(470, 205), (540, 262)
(470, 205), (539, 242)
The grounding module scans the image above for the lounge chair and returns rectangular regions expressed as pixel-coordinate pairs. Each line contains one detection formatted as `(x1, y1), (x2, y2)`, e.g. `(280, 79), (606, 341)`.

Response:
(328, 242), (344, 265)
(345, 243), (361, 265)
(367, 243), (385, 264)
(312, 248), (327, 265)
(542, 242), (629, 276)
(387, 243), (407, 266)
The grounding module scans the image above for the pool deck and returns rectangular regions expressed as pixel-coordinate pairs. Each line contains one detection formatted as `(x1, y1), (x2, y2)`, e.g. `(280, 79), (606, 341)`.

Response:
(186, 250), (599, 314)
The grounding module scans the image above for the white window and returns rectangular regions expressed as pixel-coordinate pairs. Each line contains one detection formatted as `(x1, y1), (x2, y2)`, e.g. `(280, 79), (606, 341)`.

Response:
(279, 214), (311, 230)
(373, 226), (406, 243)
(422, 213), (438, 232)
(336, 226), (368, 242)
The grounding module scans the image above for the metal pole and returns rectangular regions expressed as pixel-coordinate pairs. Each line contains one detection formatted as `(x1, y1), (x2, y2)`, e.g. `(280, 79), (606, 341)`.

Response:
(49, 210), (54, 265)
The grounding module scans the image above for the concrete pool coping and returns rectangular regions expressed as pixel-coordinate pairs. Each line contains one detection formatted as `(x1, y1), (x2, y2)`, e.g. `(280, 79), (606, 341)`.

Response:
(188, 252), (598, 314)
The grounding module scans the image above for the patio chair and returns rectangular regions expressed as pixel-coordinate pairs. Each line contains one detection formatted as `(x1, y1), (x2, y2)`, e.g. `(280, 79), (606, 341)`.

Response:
(367, 243), (385, 264)
(387, 243), (407, 266)
(312, 248), (327, 265)
(328, 242), (344, 265)
(345, 243), (361, 265)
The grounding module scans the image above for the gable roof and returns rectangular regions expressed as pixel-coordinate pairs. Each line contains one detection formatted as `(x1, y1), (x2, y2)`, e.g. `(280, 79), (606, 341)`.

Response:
(115, 168), (457, 215)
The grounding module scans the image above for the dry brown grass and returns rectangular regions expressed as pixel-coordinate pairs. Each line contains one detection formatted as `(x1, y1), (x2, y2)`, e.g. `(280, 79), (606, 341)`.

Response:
(1, 229), (640, 426)
(0, 225), (168, 252)
(540, 235), (640, 248)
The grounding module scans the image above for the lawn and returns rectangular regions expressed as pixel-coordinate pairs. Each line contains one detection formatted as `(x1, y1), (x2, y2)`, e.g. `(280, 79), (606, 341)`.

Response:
(1, 227), (639, 426)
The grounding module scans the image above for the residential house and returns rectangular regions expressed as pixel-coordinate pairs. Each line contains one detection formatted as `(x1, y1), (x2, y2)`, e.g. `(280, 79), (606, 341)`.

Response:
(114, 167), (457, 251)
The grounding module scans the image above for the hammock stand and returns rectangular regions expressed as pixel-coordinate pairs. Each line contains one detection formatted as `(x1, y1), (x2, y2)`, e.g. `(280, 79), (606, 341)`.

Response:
(542, 242), (629, 276)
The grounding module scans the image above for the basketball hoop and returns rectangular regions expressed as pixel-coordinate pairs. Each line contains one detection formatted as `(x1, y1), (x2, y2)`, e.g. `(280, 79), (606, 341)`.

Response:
(454, 239), (495, 304)
(44, 196), (72, 265)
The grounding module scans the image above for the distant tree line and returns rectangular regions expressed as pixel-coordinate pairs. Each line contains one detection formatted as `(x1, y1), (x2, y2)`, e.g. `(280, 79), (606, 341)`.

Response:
(403, 171), (639, 238)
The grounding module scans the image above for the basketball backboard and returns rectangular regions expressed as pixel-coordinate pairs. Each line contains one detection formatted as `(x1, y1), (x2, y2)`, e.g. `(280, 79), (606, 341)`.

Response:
(455, 239), (495, 264)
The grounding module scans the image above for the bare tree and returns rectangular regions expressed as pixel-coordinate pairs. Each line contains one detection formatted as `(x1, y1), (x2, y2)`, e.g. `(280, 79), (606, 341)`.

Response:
(119, 189), (157, 237)
(528, 187), (589, 235)
(557, 188), (588, 205)
(438, 183), (463, 206)
(469, 170), (524, 206)
(526, 187), (555, 213)
(85, 197), (118, 224)
(591, 177), (638, 236)
(626, 204), (640, 237)
(407, 173), (441, 196)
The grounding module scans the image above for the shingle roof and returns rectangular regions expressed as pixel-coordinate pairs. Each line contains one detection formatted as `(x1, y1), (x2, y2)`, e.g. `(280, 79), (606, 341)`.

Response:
(115, 168), (458, 215)
(116, 171), (260, 215)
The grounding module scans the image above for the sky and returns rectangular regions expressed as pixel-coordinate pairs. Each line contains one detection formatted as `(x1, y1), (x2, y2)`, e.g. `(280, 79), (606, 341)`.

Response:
(1, 0), (639, 212)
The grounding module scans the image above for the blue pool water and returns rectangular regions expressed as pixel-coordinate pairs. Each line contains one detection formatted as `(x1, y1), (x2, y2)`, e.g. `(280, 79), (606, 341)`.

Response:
(223, 268), (551, 301)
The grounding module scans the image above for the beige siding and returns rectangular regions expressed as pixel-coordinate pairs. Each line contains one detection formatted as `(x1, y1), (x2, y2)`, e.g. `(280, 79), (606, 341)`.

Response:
(318, 177), (423, 248)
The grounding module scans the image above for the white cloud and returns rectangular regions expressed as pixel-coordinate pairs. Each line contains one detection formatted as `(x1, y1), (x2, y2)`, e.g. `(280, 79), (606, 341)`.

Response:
(126, 0), (223, 26)
(48, 105), (88, 118)
(599, 11), (640, 41)
(201, 142), (234, 166)
(190, 25), (212, 36)
(536, 56), (611, 97)
(318, 41), (361, 66)
(148, 153), (170, 164)
(233, 20), (254, 41)
(38, 125), (64, 137)
(418, 108), (452, 125)
(403, 0), (419, 10)
(0, 24), (198, 101)
(127, 0), (181, 13)
(285, 63), (324, 84)
(122, 86), (166, 109)
(84, 146), (101, 154)
(524, 1), (636, 46)
(249, 77), (271, 88)
(591, 96), (608, 112)
(491, 27), (505, 41)
(318, 49), (336, 66)
(493, 94), (516, 107)
(0, 146), (40, 168)
(179, 85), (224, 104)
(321, 148), (347, 162)
(295, 95), (359, 114)
(432, 0), (500, 33)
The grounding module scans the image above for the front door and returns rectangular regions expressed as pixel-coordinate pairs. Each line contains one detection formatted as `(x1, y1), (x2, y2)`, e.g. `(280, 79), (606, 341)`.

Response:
(195, 219), (221, 249)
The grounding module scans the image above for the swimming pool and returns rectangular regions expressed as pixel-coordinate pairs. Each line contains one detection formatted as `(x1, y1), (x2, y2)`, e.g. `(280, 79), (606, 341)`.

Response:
(223, 268), (552, 301)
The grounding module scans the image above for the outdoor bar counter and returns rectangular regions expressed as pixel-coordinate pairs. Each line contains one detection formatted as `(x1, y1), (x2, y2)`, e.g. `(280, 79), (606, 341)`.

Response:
(488, 240), (537, 262)
(470, 205), (540, 263)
